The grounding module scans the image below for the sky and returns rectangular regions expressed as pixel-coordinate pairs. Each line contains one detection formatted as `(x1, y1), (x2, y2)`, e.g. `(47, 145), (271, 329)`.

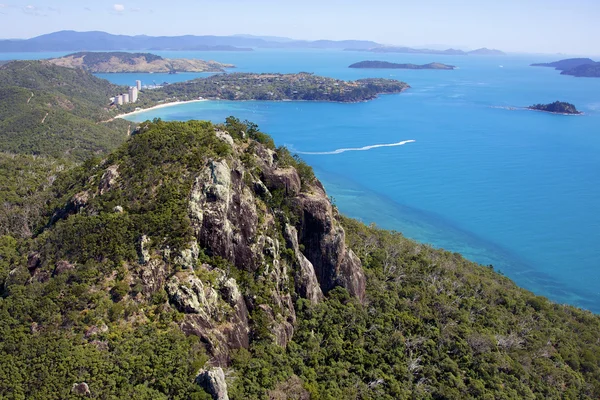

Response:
(0, 0), (599, 55)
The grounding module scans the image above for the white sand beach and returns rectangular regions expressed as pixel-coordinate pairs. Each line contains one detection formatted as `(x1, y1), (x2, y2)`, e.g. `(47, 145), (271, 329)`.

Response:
(115, 99), (208, 119)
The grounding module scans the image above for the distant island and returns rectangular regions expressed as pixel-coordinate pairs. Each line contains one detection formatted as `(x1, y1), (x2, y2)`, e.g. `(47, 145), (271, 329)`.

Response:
(0, 30), (381, 52)
(467, 48), (506, 56)
(48, 52), (234, 73)
(347, 47), (506, 56)
(531, 58), (600, 78)
(349, 61), (455, 70)
(528, 101), (582, 115)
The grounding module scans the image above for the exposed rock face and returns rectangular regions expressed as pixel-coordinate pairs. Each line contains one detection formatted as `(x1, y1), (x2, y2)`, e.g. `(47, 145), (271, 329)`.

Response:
(138, 235), (151, 265)
(262, 167), (301, 196)
(195, 367), (229, 400)
(284, 224), (323, 304)
(138, 258), (169, 295)
(294, 185), (366, 301)
(53, 260), (75, 276)
(180, 140), (365, 357)
(215, 131), (234, 146)
(71, 382), (91, 396)
(190, 159), (259, 271)
(167, 270), (250, 365)
(174, 241), (200, 269)
(99, 165), (119, 195)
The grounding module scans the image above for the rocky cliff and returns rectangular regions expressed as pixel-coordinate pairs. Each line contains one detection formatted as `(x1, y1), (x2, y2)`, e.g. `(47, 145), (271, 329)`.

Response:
(33, 118), (365, 367)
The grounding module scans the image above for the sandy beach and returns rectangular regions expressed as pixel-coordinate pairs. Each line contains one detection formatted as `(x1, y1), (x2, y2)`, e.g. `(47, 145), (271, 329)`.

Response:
(115, 99), (208, 119)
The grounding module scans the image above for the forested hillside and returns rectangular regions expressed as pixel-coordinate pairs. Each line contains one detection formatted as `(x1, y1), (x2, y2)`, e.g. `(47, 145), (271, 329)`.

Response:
(0, 61), (130, 158)
(0, 61), (130, 241)
(0, 119), (599, 399)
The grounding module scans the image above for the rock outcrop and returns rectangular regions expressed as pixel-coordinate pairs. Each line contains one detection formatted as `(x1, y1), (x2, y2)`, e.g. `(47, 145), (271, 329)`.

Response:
(284, 224), (323, 304)
(71, 382), (91, 397)
(166, 269), (250, 365)
(179, 138), (365, 359)
(294, 184), (366, 301)
(195, 367), (229, 400)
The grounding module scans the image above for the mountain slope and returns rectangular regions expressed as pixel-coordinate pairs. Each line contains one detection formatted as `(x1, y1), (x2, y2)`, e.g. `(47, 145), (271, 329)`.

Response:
(0, 61), (131, 240)
(0, 30), (379, 52)
(48, 52), (234, 73)
(0, 61), (129, 159)
(1, 119), (599, 399)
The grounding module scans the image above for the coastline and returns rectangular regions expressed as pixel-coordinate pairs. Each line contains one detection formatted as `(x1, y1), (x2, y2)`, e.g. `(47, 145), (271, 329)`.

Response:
(115, 88), (410, 120)
(115, 99), (209, 119)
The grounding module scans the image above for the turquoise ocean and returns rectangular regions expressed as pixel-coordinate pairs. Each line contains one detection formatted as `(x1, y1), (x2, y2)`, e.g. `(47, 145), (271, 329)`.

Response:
(4, 49), (599, 312)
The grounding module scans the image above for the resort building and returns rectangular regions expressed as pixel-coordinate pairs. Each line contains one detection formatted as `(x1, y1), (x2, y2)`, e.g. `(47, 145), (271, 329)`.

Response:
(128, 86), (138, 103)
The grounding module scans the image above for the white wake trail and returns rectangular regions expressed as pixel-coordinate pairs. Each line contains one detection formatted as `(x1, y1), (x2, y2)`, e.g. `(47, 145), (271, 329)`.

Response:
(295, 140), (416, 155)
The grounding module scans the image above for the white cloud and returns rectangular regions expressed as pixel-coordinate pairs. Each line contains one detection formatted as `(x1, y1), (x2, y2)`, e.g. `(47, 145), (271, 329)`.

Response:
(113, 4), (125, 12)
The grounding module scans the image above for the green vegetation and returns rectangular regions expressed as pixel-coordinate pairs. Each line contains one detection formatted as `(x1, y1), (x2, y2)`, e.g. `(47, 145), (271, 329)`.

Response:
(349, 61), (456, 70)
(229, 217), (600, 399)
(0, 61), (132, 240)
(528, 101), (581, 115)
(1, 118), (599, 399)
(49, 52), (234, 73)
(1, 60), (599, 399)
(137, 72), (409, 104)
(0, 61), (129, 159)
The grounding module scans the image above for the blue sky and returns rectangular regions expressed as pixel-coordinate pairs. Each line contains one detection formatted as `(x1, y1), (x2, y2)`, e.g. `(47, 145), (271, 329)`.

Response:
(1, 0), (599, 55)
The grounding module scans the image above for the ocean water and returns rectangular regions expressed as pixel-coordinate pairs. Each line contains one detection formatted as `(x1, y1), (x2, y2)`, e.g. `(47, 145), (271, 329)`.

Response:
(7, 49), (600, 312)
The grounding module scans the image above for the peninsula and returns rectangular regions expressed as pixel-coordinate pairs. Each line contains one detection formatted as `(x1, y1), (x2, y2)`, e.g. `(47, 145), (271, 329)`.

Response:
(122, 72), (410, 112)
(349, 60), (455, 70)
(531, 58), (600, 78)
(528, 101), (582, 115)
(48, 52), (234, 73)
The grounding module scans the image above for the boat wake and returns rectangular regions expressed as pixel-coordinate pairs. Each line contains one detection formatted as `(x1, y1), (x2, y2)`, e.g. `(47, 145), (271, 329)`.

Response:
(295, 140), (416, 155)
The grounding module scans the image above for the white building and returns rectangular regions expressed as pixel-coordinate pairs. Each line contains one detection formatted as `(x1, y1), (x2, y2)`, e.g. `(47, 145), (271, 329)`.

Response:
(122, 93), (130, 103)
(136, 80), (142, 91)
(128, 86), (138, 103)
(116, 95), (124, 105)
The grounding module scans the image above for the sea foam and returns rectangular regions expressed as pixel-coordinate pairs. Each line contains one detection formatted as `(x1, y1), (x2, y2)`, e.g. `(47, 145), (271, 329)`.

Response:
(295, 140), (416, 155)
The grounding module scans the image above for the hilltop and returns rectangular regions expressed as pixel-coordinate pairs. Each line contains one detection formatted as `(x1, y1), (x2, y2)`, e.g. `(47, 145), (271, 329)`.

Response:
(349, 60), (456, 70)
(48, 52), (234, 73)
(531, 58), (600, 78)
(0, 118), (599, 399)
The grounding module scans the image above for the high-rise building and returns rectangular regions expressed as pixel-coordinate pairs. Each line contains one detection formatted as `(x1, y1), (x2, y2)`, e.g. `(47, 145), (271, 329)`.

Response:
(116, 95), (124, 105)
(123, 93), (130, 103)
(128, 86), (138, 103)
(136, 80), (142, 91)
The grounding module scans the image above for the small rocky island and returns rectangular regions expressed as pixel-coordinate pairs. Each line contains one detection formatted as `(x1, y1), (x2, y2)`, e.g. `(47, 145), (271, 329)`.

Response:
(528, 101), (582, 115)
(142, 72), (410, 104)
(48, 52), (234, 73)
(349, 60), (455, 70)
